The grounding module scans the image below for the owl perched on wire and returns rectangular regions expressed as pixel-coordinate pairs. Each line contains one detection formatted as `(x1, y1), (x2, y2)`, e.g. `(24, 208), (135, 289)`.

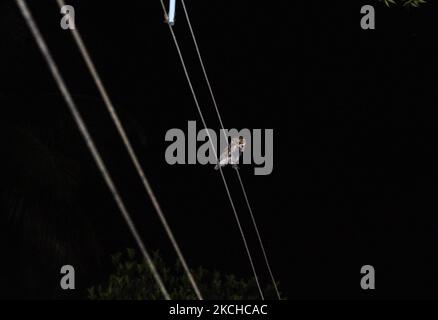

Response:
(215, 136), (246, 170)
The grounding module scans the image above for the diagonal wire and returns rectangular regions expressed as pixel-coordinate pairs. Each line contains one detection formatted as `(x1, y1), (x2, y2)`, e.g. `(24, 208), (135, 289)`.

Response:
(55, 0), (203, 300)
(180, 0), (281, 299)
(159, 0), (264, 300)
(15, 0), (170, 300)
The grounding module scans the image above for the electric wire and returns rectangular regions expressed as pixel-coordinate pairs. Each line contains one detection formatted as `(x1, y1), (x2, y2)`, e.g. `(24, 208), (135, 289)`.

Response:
(56, 0), (203, 300)
(180, 0), (281, 299)
(159, 0), (264, 299)
(15, 0), (171, 300)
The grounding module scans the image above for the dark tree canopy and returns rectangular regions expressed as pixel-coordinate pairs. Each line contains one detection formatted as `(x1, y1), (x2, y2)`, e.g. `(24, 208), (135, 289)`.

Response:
(88, 249), (280, 300)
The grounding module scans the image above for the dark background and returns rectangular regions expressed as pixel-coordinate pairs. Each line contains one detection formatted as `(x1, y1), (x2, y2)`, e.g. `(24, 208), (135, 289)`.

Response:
(1, 0), (438, 299)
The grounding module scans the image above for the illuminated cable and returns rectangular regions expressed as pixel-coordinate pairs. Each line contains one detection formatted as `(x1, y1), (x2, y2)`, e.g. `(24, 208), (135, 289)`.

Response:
(159, 0), (265, 300)
(56, 0), (203, 300)
(181, 0), (281, 299)
(16, 0), (170, 300)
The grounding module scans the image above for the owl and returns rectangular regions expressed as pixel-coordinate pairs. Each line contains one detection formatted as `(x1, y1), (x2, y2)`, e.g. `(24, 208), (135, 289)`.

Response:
(215, 136), (246, 170)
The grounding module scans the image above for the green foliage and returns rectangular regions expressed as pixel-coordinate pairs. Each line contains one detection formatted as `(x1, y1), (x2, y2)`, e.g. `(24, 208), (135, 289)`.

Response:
(381, 0), (426, 7)
(88, 249), (280, 300)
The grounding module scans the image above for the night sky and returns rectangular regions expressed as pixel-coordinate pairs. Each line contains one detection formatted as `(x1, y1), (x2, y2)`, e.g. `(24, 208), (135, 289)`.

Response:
(1, 0), (438, 300)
